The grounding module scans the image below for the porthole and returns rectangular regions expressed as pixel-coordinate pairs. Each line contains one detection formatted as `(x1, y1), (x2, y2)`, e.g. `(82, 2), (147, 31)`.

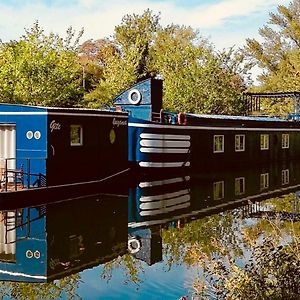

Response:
(34, 250), (41, 259)
(26, 250), (33, 258)
(128, 89), (142, 105)
(34, 131), (41, 140)
(128, 237), (141, 254)
(26, 131), (33, 140)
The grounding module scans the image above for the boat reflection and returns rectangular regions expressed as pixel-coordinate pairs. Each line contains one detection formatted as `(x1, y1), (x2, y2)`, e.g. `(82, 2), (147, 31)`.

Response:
(0, 194), (127, 282)
(0, 162), (300, 281)
(128, 161), (300, 265)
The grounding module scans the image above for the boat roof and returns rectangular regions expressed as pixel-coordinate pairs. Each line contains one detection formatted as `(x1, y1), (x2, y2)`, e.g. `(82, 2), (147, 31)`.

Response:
(187, 113), (287, 122)
(0, 103), (127, 115)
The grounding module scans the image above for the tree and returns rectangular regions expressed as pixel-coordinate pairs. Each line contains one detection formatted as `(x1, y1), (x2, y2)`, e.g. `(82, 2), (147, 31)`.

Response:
(84, 9), (160, 107)
(153, 25), (247, 114)
(0, 21), (84, 107)
(84, 10), (248, 114)
(245, 0), (300, 94)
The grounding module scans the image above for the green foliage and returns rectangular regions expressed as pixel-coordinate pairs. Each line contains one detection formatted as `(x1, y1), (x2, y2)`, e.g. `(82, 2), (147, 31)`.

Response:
(84, 10), (248, 113)
(84, 9), (160, 107)
(245, 0), (300, 94)
(0, 274), (81, 300)
(196, 234), (300, 299)
(101, 253), (144, 285)
(0, 21), (84, 107)
(188, 193), (300, 299)
(153, 26), (247, 114)
(0, 13), (249, 112)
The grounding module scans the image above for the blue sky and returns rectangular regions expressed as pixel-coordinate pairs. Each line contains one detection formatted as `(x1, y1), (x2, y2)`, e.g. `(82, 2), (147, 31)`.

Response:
(0, 0), (290, 50)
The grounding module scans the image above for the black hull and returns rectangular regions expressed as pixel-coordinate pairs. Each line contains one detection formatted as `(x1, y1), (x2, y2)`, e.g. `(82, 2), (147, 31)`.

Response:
(128, 116), (300, 172)
(0, 168), (130, 210)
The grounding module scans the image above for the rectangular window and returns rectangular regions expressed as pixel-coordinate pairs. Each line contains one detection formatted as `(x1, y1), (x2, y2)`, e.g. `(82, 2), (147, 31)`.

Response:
(282, 134), (289, 149)
(260, 173), (269, 190)
(213, 135), (224, 153)
(282, 169), (289, 185)
(235, 135), (245, 152)
(70, 125), (83, 146)
(213, 181), (224, 200)
(260, 134), (269, 150)
(235, 177), (245, 196)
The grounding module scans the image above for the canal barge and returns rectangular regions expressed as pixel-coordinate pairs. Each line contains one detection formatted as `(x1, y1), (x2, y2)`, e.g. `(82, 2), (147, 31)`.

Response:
(0, 104), (128, 193)
(113, 78), (300, 171)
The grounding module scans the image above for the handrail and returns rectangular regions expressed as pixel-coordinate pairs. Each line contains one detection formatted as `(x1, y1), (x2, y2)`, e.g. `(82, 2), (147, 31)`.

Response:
(0, 157), (47, 192)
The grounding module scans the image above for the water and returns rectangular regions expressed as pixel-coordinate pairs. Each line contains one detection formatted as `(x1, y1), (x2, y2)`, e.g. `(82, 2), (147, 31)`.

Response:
(0, 161), (299, 299)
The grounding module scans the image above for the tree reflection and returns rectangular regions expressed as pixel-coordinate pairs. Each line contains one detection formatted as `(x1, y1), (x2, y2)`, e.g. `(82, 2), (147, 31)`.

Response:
(162, 212), (244, 270)
(0, 274), (80, 300)
(101, 253), (144, 286)
(188, 193), (300, 299)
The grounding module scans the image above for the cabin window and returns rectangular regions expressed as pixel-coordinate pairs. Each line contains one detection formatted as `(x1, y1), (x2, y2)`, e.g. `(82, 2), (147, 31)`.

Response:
(235, 177), (245, 195)
(260, 134), (269, 150)
(282, 169), (289, 185)
(235, 135), (245, 152)
(282, 133), (289, 149)
(70, 125), (83, 146)
(260, 173), (269, 190)
(213, 135), (224, 153)
(213, 181), (224, 200)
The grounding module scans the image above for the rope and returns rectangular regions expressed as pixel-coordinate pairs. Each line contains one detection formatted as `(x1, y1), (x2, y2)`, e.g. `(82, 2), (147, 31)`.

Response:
(30, 168), (131, 190)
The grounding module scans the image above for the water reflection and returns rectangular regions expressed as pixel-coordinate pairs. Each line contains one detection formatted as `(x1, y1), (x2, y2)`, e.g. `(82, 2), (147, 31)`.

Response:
(0, 195), (127, 282)
(129, 162), (300, 228)
(0, 162), (299, 295)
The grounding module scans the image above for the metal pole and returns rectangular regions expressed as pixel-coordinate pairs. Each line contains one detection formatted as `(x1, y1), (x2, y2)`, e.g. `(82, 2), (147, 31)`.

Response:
(82, 66), (85, 89)
(27, 159), (30, 189)
(5, 159), (7, 192)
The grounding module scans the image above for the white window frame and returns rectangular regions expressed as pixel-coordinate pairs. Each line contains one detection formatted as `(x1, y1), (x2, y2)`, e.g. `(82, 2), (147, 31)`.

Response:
(70, 125), (83, 146)
(260, 173), (269, 190)
(235, 134), (245, 152)
(213, 181), (224, 200)
(282, 133), (289, 149)
(260, 134), (269, 150)
(213, 135), (224, 153)
(235, 177), (245, 196)
(282, 169), (289, 185)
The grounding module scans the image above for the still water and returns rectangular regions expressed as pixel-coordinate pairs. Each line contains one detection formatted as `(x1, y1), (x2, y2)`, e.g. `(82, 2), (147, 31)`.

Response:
(0, 162), (299, 299)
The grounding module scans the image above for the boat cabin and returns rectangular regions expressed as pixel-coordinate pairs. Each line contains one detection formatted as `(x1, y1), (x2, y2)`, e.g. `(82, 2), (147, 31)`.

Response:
(0, 104), (128, 189)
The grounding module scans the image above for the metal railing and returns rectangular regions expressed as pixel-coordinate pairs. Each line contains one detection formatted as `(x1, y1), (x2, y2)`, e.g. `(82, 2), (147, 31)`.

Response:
(0, 157), (47, 192)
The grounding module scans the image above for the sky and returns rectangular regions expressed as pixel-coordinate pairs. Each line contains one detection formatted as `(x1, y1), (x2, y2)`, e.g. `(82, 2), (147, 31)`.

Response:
(0, 0), (291, 51)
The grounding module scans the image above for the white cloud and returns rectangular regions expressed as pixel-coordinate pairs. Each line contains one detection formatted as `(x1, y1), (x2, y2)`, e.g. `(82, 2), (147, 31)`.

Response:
(0, 0), (290, 50)
(173, 0), (287, 28)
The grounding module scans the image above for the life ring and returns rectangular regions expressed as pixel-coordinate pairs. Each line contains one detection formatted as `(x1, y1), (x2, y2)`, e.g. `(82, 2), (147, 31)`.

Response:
(128, 89), (142, 105)
(177, 112), (187, 125)
(128, 237), (141, 254)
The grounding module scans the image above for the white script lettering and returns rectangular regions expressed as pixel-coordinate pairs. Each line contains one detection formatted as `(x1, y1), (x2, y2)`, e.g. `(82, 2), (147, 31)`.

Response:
(112, 118), (127, 127)
(50, 120), (61, 132)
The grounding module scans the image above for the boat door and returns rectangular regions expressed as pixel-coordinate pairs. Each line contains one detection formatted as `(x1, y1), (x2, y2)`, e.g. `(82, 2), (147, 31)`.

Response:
(0, 125), (16, 173)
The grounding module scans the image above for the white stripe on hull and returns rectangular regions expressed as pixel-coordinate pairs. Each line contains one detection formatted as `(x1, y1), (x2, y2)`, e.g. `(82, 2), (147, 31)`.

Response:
(140, 133), (190, 140)
(140, 147), (189, 154)
(140, 189), (190, 202)
(138, 161), (190, 167)
(140, 202), (190, 216)
(139, 176), (190, 188)
(140, 194), (190, 210)
(140, 139), (191, 148)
